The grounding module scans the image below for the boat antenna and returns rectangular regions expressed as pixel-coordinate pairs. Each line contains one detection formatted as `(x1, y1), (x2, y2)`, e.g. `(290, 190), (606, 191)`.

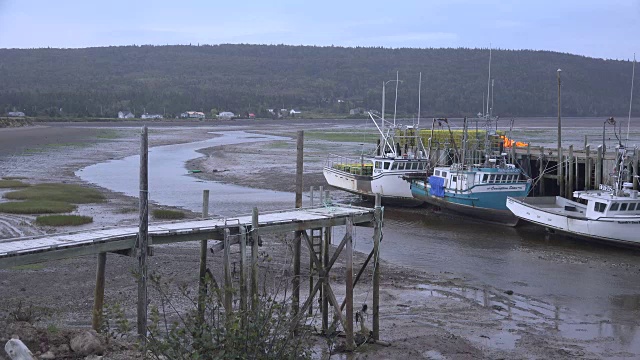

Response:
(393, 71), (399, 127)
(491, 78), (495, 118)
(486, 45), (492, 118)
(417, 72), (422, 127)
(626, 53), (636, 147)
(482, 92), (485, 118)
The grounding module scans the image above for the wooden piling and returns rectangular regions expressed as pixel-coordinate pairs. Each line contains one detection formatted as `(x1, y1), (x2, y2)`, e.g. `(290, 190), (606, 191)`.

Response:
(634, 149), (639, 191)
(321, 224), (330, 333)
(239, 225), (247, 313)
(197, 189), (209, 323)
(585, 145), (591, 190)
(558, 147), (564, 197)
(596, 145), (603, 187)
(568, 145), (574, 195)
(373, 194), (382, 341)
(293, 130), (304, 318)
(310, 186), (314, 206)
(224, 228), (232, 315)
(251, 207), (259, 310)
(92, 252), (106, 331)
(539, 146), (545, 196)
(345, 217), (354, 351)
(137, 125), (149, 340)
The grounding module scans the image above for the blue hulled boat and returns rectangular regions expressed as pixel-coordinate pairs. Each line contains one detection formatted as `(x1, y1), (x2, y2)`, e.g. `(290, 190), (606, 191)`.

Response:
(410, 160), (532, 226)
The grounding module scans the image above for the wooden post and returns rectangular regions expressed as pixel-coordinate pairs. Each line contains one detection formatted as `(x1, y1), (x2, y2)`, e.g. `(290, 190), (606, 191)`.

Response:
(321, 225), (330, 333)
(224, 228), (232, 315)
(558, 147), (564, 197)
(197, 189), (210, 323)
(92, 252), (107, 331)
(596, 145), (603, 186)
(539, 146), (545, 196)
(239, 225), (247, 313)
(568, 145), (574, 195)
(251, 207), (259, 310)
(634, 149), (639, 191)
(310, 186), (314, 206)
(585, 145), (591, 190)
(296, 130), (304, 208)
(319, 186), (324, 205)
(137, 125), (149, 340)
(292, 130), (304, 318)
(373, 194), (382, 341)
(345, 217), (355, 351)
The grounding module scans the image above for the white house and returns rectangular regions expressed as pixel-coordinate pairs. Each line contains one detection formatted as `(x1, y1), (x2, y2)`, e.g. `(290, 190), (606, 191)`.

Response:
(217, 111), (235, 120)
(180, 111), (206, 119)
(118, 111), (134, 119)
(141, 113), (163, 119)
(7, 111), (25, 117)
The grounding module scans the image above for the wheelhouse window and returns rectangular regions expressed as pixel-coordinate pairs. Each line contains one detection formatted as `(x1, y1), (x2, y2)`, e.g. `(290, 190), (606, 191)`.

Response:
(397, 163), (405, 170)
(629, 203), (637, 211)
(435, 170), (441, 176)
(594, 202), (607, 212)
(391, 163), (398, 170)
(620, 203), (628, 211)
(383, 162), (390, 170)
(412, 162), (419, 170)
(442, 172), (448, 178)
(482, 174), (488, 183)
(452, 176), (457, 182)
(610, 202), (619, 211)
(375, 161), (382, 169)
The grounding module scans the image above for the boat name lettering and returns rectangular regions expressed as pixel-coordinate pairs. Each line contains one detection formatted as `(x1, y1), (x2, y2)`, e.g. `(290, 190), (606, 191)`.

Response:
(487, 185), (526, 191)
(617, 220), (640, 224)
(599, 184), (614, 192)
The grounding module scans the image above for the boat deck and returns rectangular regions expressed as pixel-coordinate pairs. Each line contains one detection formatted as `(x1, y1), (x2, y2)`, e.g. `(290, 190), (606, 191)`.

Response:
(516, 196), (588, 217)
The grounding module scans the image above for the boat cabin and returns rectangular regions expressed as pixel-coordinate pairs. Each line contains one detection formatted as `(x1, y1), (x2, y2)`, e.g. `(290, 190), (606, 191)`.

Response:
(373, 159), (429, 174)
(431, 164), (524, 191)
(576, 190), (640, 218)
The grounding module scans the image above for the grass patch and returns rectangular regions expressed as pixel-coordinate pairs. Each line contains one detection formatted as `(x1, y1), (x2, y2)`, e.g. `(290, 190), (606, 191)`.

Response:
(97, 129), (120, 139)
(115, 207), (138, 214)
(0, 200), (76, 214)
(0, 179), (30, 188)
(152, 209), (185, 220)
(11, 263), (45, 271)
(2, 176), (28, 180)
(306, 130), (378, 143)
(4, 183), (105, 203)
(35, 214), (93, 226)
(266, 141), (291, 149)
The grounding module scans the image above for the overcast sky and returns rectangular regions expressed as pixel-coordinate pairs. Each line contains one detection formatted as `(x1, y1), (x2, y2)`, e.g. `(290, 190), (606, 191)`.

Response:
(0, 0), (637, 60)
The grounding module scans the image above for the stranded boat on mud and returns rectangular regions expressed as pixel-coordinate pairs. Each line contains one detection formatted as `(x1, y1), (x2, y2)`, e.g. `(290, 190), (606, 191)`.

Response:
(323, 74), (430, 204)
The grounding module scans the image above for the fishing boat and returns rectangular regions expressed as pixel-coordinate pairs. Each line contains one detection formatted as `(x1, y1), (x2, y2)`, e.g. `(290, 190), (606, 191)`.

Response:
(409, 152), (532, 226)
(323, 73), (430, 204)
(507, 56), (639, 244)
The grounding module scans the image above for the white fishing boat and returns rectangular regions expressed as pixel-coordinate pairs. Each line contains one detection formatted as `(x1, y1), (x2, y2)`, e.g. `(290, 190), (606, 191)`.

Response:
(323, 73), (430, 204)
(508, 56), (639, 244)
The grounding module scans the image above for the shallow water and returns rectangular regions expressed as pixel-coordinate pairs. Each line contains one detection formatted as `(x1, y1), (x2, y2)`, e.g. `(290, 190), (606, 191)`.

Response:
(77, 124), (640, 356)
(77, 131), (293, 216)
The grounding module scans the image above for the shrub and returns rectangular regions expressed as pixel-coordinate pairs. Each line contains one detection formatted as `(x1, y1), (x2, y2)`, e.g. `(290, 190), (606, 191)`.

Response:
(152, 209), (185, 220)
(35, 215), (93, 226)
(0, 200), (76, 214)
(4, 183), (105, 203)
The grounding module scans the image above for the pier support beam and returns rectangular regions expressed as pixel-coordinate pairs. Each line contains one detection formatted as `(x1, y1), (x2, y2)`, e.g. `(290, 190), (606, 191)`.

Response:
(634, 149), (639, 191)
(345, 218), (355, 351)
(251, 207), (259, 310)
(596, 145), (603, 187)
(539, 146), (545, 196)
(568, 145), (574, 195)
(321, 224), (330, 333)
(292, 130), (304, 318)
(197, 189), (209, 323)
(585, 145), (591, 190)
(92, 252), (106, 331)
(137, 126), (149, 341)
(373, 194), (382, 341)
(558, 147), (564, 197)
(224, 228), (232, 315)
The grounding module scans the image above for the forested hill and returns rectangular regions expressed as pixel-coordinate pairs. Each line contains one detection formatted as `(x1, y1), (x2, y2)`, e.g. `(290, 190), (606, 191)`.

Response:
(0, 44), (636, 118)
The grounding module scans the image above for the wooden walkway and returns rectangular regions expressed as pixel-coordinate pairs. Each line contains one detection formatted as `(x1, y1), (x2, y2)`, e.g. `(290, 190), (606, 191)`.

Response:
(0, 204), (375, 269)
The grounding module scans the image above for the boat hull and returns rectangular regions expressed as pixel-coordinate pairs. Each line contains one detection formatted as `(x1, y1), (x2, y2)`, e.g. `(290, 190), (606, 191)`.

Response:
(411, 180), (530, 226)
(507, 196), (640, 245)
(323, 166), (424, 205)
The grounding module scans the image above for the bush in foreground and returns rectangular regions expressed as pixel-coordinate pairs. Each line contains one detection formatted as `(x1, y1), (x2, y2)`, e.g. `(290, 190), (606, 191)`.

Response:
(0, 179), (30, 188)
(4, 183), (105, 203)
(152, 209), (185, 220)
(35, 215), (93, 226)
(0, 200), (76, 214)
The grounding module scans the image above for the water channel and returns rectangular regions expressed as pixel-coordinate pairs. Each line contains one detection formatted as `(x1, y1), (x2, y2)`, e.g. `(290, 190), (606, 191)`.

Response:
(77, 124), (640, 357)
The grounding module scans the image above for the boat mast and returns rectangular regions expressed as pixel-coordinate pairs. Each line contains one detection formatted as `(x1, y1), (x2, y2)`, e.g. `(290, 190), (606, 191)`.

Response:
(393, 71), (399, 127)
(491, 79), (495, 118)
(417, 72), (422, 127)
(381, 80), (386, 154)
(627, 54), (636, 147)
(486, 45), (492, 118)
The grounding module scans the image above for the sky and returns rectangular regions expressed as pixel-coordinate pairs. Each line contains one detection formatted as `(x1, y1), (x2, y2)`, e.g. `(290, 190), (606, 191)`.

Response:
(0, 0), (638, 60)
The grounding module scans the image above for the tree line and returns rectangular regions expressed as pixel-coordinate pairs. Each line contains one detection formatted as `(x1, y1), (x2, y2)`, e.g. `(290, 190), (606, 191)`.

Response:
(0, 44), (637, 118)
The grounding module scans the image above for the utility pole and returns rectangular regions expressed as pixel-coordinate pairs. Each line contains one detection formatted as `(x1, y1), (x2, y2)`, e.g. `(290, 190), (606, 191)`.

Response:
(557, 69), (563, 197)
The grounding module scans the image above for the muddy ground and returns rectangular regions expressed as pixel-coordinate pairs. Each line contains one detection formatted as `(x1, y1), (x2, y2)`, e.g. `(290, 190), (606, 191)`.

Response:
(0, 121), (611, 359)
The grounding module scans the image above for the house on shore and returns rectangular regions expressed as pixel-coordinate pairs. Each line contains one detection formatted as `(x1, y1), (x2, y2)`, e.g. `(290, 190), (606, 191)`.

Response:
(118, 111), (135, 119)
(217, 111), (235, 120)
(180, 111), (206, 119)
(7, 111), (26, 117)
(141, 113), (163, 119)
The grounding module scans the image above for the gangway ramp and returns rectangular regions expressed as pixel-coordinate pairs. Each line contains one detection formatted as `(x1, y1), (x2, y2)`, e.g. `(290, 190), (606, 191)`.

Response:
(0, 204), (375, 269)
